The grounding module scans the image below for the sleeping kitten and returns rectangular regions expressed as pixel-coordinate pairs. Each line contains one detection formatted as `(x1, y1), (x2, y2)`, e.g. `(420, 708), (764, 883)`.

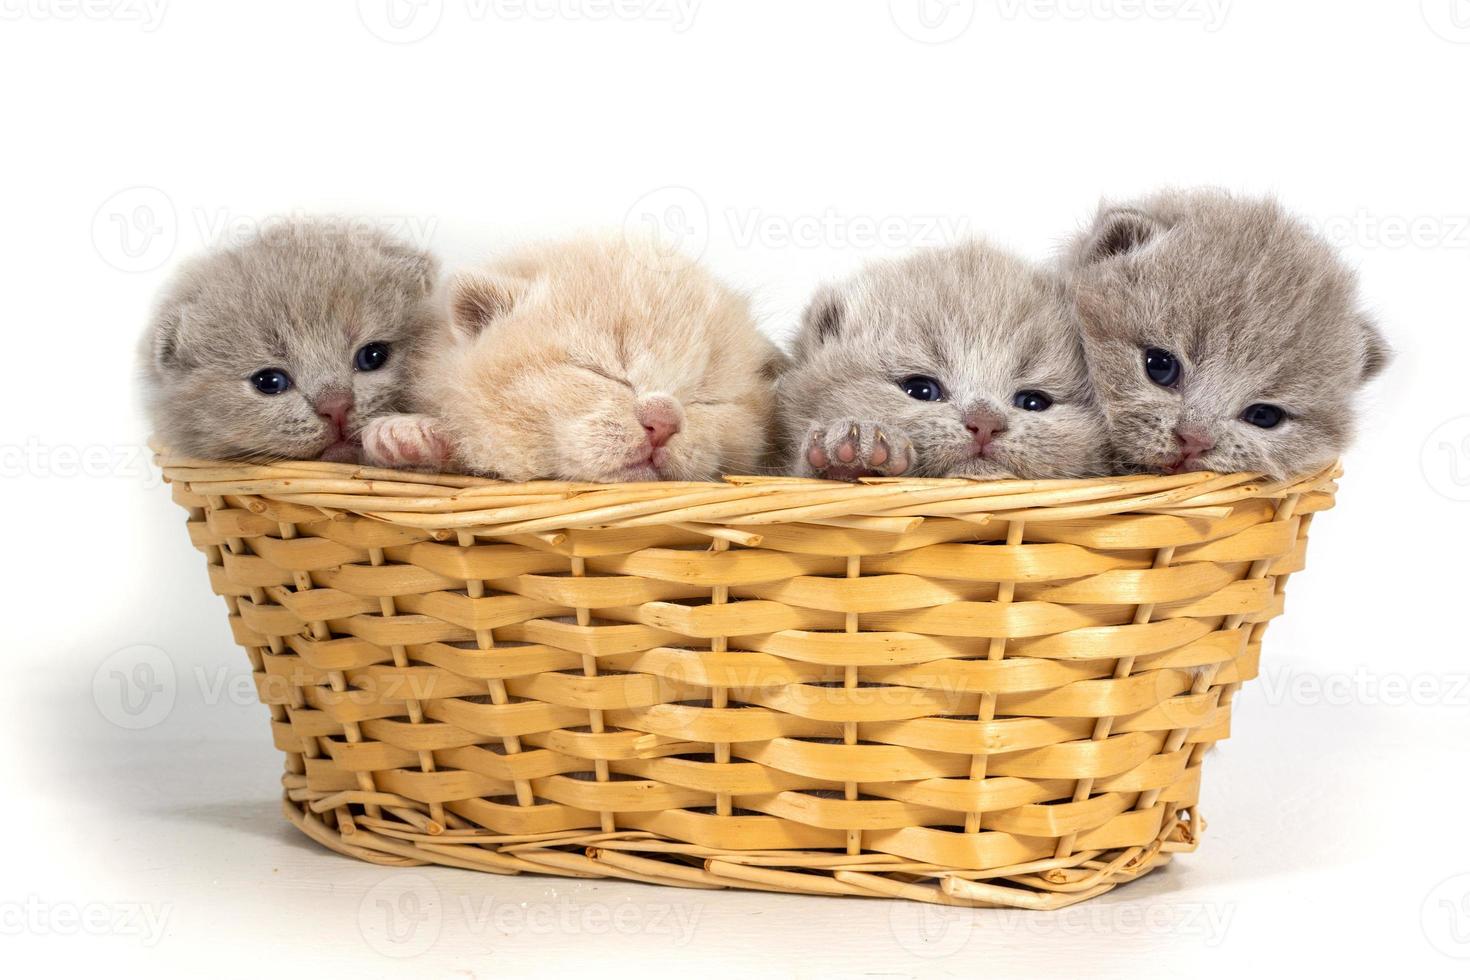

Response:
(777, 240), (1107, 480)
(1061, 189), (1390, 479)
(362, 236), (783, 482)
(140, 219), (440, 462)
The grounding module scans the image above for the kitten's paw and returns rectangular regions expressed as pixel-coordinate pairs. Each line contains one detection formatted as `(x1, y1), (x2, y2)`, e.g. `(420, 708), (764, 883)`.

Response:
(362, 415), (455, 471)
(802, 420), (913, 480)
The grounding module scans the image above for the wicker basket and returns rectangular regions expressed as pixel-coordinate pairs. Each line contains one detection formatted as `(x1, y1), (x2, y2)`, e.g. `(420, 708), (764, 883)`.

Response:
(157, 451), (1338, 909)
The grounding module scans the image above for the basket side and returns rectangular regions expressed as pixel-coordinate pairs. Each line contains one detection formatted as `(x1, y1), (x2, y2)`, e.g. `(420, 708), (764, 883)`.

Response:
(165, 468), (1334, 908)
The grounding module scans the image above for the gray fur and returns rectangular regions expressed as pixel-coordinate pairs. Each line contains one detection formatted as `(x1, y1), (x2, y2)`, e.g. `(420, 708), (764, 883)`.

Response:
(140, 219), (440, 462)
(1062, 188), (1391, 479)
(777, 240), (1108, 480)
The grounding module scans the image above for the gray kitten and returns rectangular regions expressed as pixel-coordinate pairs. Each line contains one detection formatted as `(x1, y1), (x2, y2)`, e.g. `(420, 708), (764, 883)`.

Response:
(140, 219), (440, 462)
(1062, 189), (1390, 479)
(778, 240), (1107, 480)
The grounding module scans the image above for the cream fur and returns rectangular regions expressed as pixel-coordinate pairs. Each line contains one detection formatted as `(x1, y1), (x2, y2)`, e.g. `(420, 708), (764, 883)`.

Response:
(366, 237), (783, 482)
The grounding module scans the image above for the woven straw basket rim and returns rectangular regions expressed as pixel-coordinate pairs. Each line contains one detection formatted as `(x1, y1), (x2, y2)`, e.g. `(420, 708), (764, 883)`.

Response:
(159, 445), (1340, 910)
(154, 446), (1340, 534)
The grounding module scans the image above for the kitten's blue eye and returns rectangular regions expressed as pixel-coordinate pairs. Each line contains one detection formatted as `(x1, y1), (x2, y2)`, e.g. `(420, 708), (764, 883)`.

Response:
(900, 376), (945, 402)
(354, 342), (391, 372)
(1013, 390), (1053, 412)
(1241, 403), (1285, 429)
(250, 368), (291, 395)
(1144, 348), (1181, 388)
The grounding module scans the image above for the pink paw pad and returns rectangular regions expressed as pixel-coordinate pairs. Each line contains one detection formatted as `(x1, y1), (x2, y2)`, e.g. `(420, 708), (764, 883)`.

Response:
(363, 416), (454, 471)
(804, 421), (913, 481)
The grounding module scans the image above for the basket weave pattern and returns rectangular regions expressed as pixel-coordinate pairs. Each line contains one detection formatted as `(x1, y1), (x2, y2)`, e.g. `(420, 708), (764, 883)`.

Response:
(161, 454), (1338, 909)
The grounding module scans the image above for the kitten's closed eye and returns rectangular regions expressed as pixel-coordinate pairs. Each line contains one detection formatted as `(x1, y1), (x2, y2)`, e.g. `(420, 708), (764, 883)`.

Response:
(1144, 348), (1181, 388)
(900, 376), (945, 402)
(414, 237), (777, 482)
(354, 342), (391, 372)
(575, 363), (633, 388)
(250, 368), (292, 395)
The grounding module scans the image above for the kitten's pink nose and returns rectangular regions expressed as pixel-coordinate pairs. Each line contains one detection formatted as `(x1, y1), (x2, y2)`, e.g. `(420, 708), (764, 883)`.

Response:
(1174, 424), (1215, 459)
(637, 395), (683, 449)
(964, 409), (1008, 456)
(314, 390), (355, 438)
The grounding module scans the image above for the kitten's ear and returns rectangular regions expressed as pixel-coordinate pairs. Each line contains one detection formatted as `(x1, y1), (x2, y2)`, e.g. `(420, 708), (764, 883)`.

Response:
(149, 301), (193, 369)
(448, 270), (521, 338)
(794, 286), (845, 353)
(1358, 314), (1392, 381)
(380, 242), (440, 296)
(1076, 206), (1166, 266)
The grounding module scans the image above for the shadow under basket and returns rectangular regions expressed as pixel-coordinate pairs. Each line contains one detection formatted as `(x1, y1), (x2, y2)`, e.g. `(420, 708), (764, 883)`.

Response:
(158, 451), (1340, 910)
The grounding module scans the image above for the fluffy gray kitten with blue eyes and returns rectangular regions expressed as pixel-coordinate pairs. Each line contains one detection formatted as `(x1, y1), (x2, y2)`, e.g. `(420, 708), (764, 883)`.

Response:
(777, 240), (1108, 480)
(140, 219), (440, 463)
(1062, 189), (1391, 480)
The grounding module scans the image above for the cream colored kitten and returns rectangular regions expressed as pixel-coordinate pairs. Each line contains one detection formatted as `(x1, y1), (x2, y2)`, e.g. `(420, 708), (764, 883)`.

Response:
(364, 237), (784, 482)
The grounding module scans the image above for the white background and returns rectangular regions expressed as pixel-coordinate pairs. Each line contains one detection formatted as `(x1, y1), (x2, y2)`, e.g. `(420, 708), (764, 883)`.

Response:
(2, 1), (1467, 977)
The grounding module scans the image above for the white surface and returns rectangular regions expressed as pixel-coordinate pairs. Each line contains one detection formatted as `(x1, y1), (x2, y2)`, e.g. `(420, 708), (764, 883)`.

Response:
(3, 2), (1469, 976)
